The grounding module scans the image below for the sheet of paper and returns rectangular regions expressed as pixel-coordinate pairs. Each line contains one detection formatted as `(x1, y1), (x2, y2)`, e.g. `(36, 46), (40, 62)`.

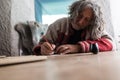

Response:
(0, 55), (47, 66)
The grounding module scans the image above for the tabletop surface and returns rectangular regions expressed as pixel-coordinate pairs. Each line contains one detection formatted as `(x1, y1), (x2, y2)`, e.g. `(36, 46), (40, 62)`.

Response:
(0, 51), (120, 80)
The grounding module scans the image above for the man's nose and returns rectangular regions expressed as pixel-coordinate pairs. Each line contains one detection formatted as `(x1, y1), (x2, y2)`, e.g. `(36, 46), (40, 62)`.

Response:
(79, 18), (85, 25)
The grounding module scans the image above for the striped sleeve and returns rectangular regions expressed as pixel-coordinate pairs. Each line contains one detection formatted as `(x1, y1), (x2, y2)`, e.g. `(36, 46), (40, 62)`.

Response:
(78, 38), (113, 53)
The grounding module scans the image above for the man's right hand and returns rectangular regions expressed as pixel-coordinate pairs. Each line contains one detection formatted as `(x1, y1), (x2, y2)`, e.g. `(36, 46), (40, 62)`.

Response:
(41, 42), (56, 55)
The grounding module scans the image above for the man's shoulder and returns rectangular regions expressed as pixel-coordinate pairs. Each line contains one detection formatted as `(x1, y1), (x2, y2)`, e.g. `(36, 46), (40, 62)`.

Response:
(48, 17), (70, 31)
(54, 17), (69, 23)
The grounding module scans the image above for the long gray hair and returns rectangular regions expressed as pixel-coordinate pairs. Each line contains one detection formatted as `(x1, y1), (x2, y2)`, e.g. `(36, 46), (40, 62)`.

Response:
(68, 0), (104, 40)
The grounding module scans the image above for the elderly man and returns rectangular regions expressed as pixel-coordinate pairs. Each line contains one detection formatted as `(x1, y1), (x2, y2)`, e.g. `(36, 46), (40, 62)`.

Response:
(33, 0), (113, 55)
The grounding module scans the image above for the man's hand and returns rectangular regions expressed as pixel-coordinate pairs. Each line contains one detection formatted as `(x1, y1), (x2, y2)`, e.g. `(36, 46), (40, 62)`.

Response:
(41, 42), (56, 55)
(56, 44), (81, 55)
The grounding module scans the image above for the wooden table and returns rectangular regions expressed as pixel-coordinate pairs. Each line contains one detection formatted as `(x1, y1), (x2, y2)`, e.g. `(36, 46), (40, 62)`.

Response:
(0, 51), (120, 80)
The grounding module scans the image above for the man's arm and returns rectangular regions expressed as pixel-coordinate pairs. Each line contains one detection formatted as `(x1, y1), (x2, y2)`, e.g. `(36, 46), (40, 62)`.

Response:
(78, 37), (113, 53)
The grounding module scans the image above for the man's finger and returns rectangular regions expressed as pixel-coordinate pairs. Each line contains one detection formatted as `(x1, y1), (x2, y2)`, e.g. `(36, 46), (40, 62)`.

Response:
(41, 46), (53, 55)
(43, 42), (54, 50)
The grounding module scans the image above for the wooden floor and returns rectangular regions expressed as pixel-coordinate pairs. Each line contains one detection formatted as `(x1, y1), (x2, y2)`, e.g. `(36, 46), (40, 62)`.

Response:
(0, 51), (120, 80)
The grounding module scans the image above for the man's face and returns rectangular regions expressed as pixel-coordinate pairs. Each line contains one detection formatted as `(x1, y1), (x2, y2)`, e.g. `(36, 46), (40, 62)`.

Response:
(72, 7), (94, 30)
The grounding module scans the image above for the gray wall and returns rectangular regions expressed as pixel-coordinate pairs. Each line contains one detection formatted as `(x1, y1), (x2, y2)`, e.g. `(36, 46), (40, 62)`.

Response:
(0, 0), (11, 56)
(0, 0), (35, 56)
(99, 0), (115, 38)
